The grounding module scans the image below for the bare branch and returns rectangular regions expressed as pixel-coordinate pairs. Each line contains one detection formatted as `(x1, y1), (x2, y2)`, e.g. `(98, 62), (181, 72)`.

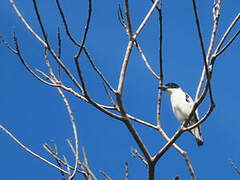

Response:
(10, 0), (84, 95)
(150, 0), (162, 11)
(54, 87), (79, 180)
(32, 0), (84, 93)
(125, 162), (129, 180)
(82, 47), (116, 93)
(43, 142), (67, 180)
(103, 83), (118, 109)
(115, 93), (152, 162)
(153, 130), (181, 162)
(56, 0), (81, 47)
(74, 0), (92, 60)
(57, 28), (62, 81)
(0, 124), (68, 174)
(10, 0), (47, 46)
(192, 0), (207, 100)
(215, 28), (240, 57)
(82, 147), (98, 180)
(99, 170), (112, 180)
(191, 0), (206, 67)
(133, 0), (160, 39)
(117, 40), (134, 95)
(153, 101), (214, 171)
(183, 103), (214, 132)
(131, 147), (148, 166)
(13, 30), (56, 86)
(134, 41), (160, 79)
(155, 2), (163, 128)
(157, 127), (196, 179)
(118, 5), (129, 34)
(63, 155), (71, 176)
(213, 13), (240, 57)
(229, 159), (240, 175)
(117, 0), (160, 95)
(195, 0), (221, 106)
(73, 0), (92, 98)
(173, 176), (180, 180)
(182, 152), (196, 180)
(126, 114), (157, 129)
(42, 48), (80, 180)
(0, 32), (17, 53)
(44, 48), (56, 79)
(124, 0), (133, 38)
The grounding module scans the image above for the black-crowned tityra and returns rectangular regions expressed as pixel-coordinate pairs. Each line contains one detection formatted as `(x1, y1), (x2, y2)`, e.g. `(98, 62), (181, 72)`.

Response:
(159, 82), (204, 146)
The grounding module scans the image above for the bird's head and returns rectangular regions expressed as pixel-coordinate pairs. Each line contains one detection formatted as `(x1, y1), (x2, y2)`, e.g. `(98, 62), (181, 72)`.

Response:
(158, 82), (180, 95)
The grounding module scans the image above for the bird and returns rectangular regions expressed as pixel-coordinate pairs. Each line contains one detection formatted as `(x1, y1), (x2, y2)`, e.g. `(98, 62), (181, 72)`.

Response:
(159, 82), (203, 146)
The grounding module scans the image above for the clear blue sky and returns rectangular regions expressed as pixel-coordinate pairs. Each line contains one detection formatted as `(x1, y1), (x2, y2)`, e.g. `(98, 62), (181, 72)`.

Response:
(1, 1), (240, 179)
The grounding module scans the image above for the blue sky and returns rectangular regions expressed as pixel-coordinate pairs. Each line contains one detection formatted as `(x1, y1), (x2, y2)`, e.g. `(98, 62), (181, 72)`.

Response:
(0, 0), (240, 179)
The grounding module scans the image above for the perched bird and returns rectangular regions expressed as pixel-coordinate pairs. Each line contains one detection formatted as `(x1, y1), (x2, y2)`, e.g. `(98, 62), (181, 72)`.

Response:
(159, 82), (203, 146)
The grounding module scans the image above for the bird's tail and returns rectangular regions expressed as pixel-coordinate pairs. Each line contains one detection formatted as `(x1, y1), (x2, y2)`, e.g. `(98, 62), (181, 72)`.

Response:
(190, 127), (204, 146)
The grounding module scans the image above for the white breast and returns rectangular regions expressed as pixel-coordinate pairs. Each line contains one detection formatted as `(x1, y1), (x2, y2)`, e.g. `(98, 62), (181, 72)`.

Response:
(170, 89), (194, 124)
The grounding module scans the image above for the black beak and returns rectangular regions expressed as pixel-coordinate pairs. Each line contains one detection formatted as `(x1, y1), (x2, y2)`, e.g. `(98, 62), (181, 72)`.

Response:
(158, 85), (167, 91)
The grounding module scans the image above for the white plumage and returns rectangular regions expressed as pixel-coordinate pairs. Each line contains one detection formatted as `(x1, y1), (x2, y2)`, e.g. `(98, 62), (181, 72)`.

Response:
(159, 83), (203, 146)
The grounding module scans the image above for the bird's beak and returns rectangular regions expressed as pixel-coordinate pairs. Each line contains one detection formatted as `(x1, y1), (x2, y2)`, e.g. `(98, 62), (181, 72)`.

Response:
(158, 85), (167, 91)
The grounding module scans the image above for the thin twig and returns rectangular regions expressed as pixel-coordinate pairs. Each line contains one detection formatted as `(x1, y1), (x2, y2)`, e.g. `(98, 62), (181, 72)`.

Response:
(126, 114), (157, 129)
(13, 30), (56, 86)
(82, 47), (116, 93)
(155, 2), (163, 128)
(0, 32), (17, 53)
(54, 87), (79, 180)
(134, 41), (160, 79)
(43, 142), (87, 176)
(229, 159), (240, 175)
(103, 83), (118, 109)
(0, 124), (68, 174)
(82, 147), (97, 180)
(183, 104), (214, 131)
(32, 0), (84, 93)
(57, 28), (62, 81)
(10, 0), (46, 46)
(213, 13), (240, 57)
(44, 48), (56, 79)
(133, 0), (160, 39)
(183, 152), (195, 180)
(124, 0), (133, 38)
(200, 0), (221, 104)
(73, 0), (92, 95)
(118, 5), (129, 35)
(150, 0), (161, 11)
(56, 0), (81, 46)
(131, 147), (148, 166)
(99, 170), (112, 180)
(74, 0), (92, 60)
(195, 0), (221, 107)
(192, 0), (207, 100)
(215, 28), (240, 57)
(173, 176), (180, 180)
(43, 143), (67, 180)
(125, 162), (129, 180)
(117, 0), (160, 95)
(10, 0), (83, 94)
(43, 48), (79, 180)
(63, 155), (71, 176)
